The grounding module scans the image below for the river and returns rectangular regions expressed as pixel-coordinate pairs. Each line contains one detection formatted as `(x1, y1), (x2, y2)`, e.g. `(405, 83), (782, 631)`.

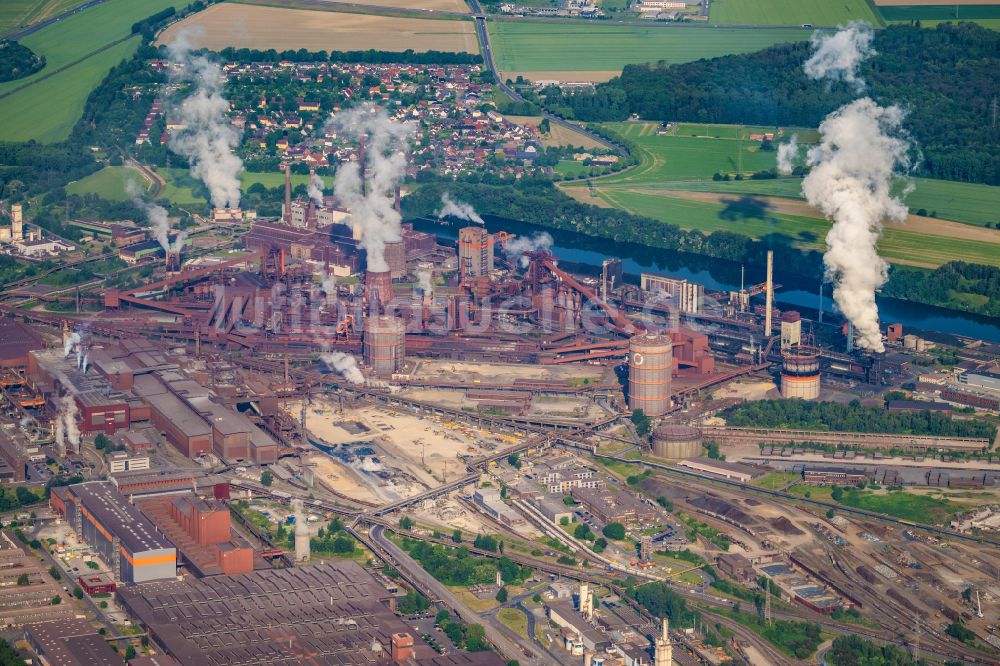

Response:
(409, 215), (1000, 344)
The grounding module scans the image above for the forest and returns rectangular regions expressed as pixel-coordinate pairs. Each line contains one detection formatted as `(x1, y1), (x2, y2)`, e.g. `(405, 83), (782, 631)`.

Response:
(880, 261), (1000, 319)
(720, 400), (996, 439)
(540, 23), (999, 185)
(826, 634), (961, 665)
(0, 40), (44, 83)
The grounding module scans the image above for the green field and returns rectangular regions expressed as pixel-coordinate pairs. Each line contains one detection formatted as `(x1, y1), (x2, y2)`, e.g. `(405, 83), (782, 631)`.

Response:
(66, 165), (151, 200)
(488, 21), (811, 73)
(877, 4), (1000, 21)
(0, 0), (92, 36)
(497, 608), (529, 639)
(709, 0), (879, 26)
(0, 0), (182, 142)
(563, 122), (1000, 268)
(839, 489), (963, 525)
(0, 37), (140, 142)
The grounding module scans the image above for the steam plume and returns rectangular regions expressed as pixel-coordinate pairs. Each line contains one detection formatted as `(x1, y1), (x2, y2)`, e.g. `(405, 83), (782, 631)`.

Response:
(804, 21), (875, 92)
(166, 30), (243, 209)
(504, 231), (553, 268)
(55, 394), (80, 455)
(320, 350), (365, 384)
(438, 192), (484, 224)
(776, 135), (799, 175)
(415, 270), (433, 297)
(63, 332), (81, 358)
(803, 98), (910, 352)
(326, 103), (414, 273)
(134, 195), (186, 254)
(308, 172), (325, 206)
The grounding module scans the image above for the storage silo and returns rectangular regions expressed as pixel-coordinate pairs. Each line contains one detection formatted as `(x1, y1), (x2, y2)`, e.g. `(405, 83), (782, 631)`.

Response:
(652, 425), (703, 459)
(364, 315), (405, 377)
(628, 332), (672, 417)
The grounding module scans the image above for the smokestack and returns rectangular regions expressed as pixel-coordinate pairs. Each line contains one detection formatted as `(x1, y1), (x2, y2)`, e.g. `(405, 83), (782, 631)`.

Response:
(764, 250), (773, 338)
(283, 163), (292, 224)
(11, 204), (22, 241)
(394, 185), (401, 214)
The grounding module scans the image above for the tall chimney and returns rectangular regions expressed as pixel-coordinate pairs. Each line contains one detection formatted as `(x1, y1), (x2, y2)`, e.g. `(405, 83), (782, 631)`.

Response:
(394, 185), (401, 214)
(764, 250), (774, 338)
(283, 163), (292, 224)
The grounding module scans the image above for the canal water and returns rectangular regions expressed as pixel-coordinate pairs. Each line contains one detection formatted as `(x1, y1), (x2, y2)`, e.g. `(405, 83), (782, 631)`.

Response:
(410, 215), (1000, 344)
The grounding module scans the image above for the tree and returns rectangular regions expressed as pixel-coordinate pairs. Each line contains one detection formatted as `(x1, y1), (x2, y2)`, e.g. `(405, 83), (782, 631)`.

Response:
(465, 624), (489, 651)
(562, 495), (575, 506)
(399, 516), (415, 530)
(507, 452), (521, 468)
(260, 470), (273, 487)
(48, 565), (60, 580)
(532, 593), (542, 603)
(51, 595), (61, 605)
(124, 645), (136, 660)
(16, 573), (29, 586)
(451, 529), (462, 543)
(631, 409), (651, 437)
(435, 609), (450, 625)
(602, 523), (626, 540)
(495, 587), (508, 602)
(831, 486), (844, 501)
(559, 516), (570, 526)
(94, 433), (111, 450)
(73, 586), (84, 599)
(573, 523), (594, 541)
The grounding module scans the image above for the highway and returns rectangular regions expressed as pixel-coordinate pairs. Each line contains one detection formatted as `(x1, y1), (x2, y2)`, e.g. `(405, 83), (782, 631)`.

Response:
(467, 0), (627, 157)
(3, 0), (107, 40)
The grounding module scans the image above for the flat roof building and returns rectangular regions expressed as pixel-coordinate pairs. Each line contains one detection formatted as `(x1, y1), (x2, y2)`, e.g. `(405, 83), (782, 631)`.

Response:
(53, 482), (176, 584)
(678, 457), (762, 483)
(24, 618), (121, 666)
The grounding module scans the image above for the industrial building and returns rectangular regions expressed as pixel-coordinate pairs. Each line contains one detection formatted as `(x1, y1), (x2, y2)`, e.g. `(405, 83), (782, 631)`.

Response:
(640, 272), (704, 314)
(118, 560), (505, 665)
(50, 482), (176, 584)
(0, 531), (75, 627)
(780, 310), (802, 351)
(571, 484), (657, 525)
(678, 457), (762, 483)
(23, 618), (121, 666)
(628, 332), (673, 417)
(780, 345), (821, 400)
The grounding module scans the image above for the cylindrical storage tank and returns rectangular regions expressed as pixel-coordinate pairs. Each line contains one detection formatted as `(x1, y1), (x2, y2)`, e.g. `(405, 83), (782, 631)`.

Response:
(652, 425), (703, 459)
(364, 270), (394, 312)
(384, 240), (406, 280)
(364, 315), (405, 377)
(915, 338), (927, 352)
(628, 332), (672, 417)
(903, 334), (918, 350)
(781, 346), (820, 400)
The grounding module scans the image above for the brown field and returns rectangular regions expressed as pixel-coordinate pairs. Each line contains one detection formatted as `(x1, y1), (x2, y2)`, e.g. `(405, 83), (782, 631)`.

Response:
(505, 70), (621, 83)
(504, 115), (607, 150)
(236, 0), (469, 12)
(158, 4), (479, 53)
(874, 0), (996, 4)
(658, 190), (1000, 245)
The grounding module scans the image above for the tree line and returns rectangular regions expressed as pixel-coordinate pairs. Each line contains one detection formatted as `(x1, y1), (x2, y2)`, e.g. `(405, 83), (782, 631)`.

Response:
(539, 23), (1000, 185)
(721, 399), (996, 439)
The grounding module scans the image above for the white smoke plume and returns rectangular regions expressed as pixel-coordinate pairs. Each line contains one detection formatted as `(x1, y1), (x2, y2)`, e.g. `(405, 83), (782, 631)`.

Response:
(308, 172), (325, 206)
(166, 30), (243, 209)
(134, 197), (187, 254)
(320, 350), (365, 385)
(804, 21), (876, 92)
(504, 231), (553, 268)
(325, 103), (414, 273)
(415, 270), (433, 297)
(777, 135), (799, 175)
(55, 394), (80, 455)
(321, 270), (337, 296)
(437, 192), (484, 225)
(292, 499), (309, 537)
(63, 332), (81, 358)
(803, 98), (910, 353)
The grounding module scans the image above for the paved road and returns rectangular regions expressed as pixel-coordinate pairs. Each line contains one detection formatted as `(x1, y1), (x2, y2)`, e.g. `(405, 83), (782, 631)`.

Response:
(4, 0), (106, 40)
(468, 0), (627, 157)
(370, 524), (544, 666)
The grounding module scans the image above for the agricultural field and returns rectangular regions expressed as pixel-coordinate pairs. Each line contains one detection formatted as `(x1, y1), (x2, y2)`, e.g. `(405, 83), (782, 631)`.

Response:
(875, 1), (1000, 28)
(238, 0), (471, 10)
(66, 166), (152, 201)
(0, 0), (92, 36)
(0, 38), (139, 142)
(561, 121), (1000, 268)
(0, 0), (183, 142)
(488, 21), (810, 82)
(708, 0), (880, 26)
(158, 4), (479, 53)
(502, 114), (607, 149)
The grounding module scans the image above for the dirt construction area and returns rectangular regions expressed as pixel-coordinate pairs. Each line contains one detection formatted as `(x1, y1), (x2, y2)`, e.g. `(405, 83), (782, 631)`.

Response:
(158, 4), (479, 53)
